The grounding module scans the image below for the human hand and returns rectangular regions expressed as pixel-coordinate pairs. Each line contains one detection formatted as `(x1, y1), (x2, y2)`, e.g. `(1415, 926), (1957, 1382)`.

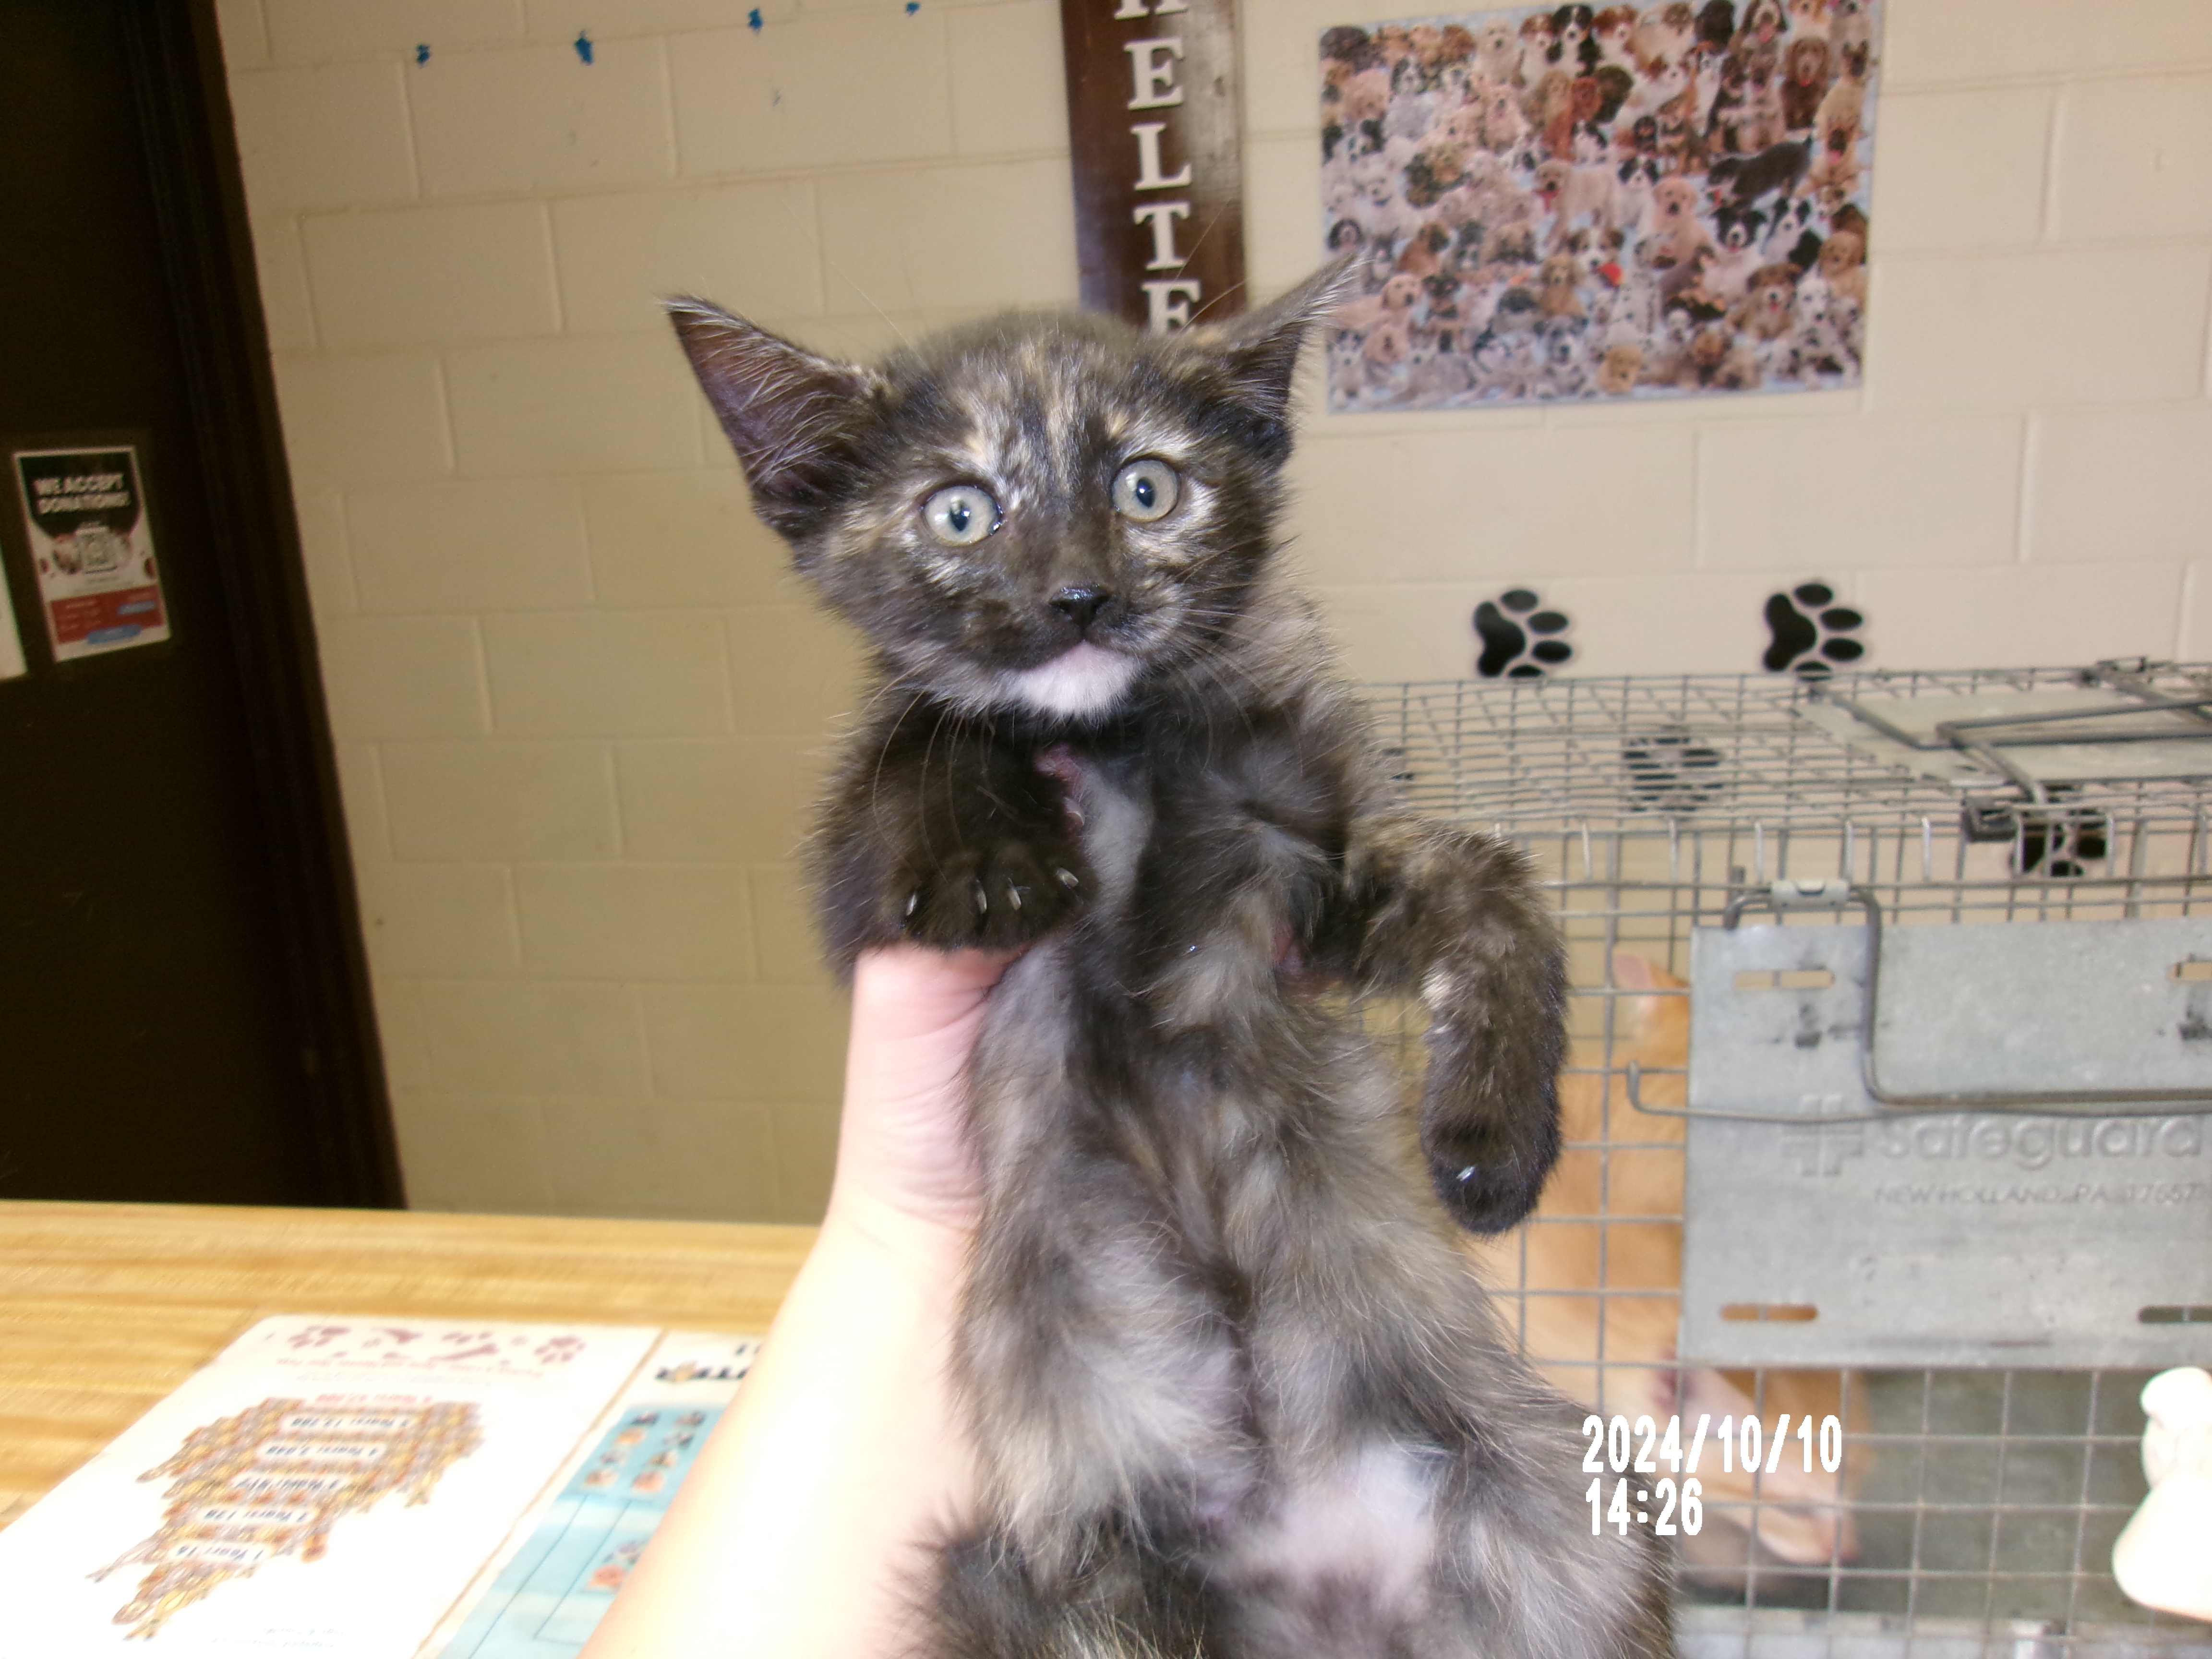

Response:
(578, 946), (1012, 1659)
(829, 945), (1015, 1239)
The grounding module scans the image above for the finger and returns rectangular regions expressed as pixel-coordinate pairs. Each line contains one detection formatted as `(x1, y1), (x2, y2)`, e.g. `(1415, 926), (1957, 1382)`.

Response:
(850, 945), (1020, 1044)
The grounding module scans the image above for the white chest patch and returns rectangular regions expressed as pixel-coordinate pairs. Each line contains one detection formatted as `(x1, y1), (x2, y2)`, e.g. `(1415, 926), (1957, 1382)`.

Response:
(1002, 643), (1139, 718)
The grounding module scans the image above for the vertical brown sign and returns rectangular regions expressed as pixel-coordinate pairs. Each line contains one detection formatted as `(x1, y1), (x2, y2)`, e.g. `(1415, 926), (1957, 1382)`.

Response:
(1058, 0), (1244, 332)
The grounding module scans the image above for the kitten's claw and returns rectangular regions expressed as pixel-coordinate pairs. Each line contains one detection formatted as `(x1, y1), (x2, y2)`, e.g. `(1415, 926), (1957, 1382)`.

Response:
(890, 842), (1092, 949)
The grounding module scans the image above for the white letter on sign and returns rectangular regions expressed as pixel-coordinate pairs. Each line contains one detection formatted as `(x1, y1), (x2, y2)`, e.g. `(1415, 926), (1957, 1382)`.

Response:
(1125, 37), (1185, 108)
(1143, 279), (1202, 331)
(1130, 122), (1192, 190)
(1131, 201), (1191, 268)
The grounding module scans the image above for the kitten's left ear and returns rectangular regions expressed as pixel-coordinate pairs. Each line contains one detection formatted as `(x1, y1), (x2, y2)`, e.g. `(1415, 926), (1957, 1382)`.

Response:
(1196, 258), (1359, 459)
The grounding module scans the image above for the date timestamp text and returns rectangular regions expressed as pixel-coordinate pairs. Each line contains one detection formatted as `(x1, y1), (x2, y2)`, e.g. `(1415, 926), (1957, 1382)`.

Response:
(1582, 1411), (1846, 1535)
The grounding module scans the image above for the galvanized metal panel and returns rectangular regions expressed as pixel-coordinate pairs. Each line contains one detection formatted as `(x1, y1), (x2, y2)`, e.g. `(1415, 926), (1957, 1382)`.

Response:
(1679, 917), (2212, 1368)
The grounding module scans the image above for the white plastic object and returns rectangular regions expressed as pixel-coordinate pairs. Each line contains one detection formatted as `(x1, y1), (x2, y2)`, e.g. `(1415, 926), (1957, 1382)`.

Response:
(2111, 1366), (2212, 1623)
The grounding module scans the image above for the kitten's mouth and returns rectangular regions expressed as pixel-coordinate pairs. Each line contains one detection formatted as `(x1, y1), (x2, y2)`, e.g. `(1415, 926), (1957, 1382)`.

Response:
(999, 641), (1141, 720)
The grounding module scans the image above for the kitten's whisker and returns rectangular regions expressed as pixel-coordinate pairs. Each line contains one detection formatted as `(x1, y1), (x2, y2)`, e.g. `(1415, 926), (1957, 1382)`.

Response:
(1185, 281), (1248, 328)
(868, 686), (931, 818)
(915, 699), (957, 871)
(780, 192), (913, 352)
(1167, 205), (1234, 310)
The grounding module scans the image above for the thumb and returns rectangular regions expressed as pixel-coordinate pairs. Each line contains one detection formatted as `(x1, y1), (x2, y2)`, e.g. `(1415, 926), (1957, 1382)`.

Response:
(831, 946), (1018, 1230)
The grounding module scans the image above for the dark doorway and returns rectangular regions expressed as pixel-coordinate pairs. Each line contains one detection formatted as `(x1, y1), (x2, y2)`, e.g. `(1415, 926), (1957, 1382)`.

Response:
(0, 0), (399, 1206)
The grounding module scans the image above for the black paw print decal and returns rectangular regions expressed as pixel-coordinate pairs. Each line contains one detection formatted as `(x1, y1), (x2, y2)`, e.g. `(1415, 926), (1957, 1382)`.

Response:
(1763, 581), (1865, 677)
(1475, 589), (1574, 679)
(2018, 802), (2108, 878)
(1965, 795), (2110, 878)
(1622, 727), (1726, 812)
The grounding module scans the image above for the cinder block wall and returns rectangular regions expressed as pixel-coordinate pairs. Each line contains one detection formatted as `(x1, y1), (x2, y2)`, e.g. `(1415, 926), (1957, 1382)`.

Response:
(214, 0), (2212, 1222)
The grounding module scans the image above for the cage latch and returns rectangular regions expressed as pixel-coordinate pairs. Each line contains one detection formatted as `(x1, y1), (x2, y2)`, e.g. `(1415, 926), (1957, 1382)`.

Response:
(1721, 878), (1855, 928)
(1960, 798), (2020, 842)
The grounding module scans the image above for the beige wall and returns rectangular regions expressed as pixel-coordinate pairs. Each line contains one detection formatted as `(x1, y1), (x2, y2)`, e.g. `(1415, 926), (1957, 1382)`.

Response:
(214, 0), (2212, 1222)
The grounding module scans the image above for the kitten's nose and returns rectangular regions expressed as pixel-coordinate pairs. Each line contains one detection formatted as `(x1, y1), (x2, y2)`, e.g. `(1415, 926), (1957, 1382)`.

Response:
(1050, 586), (1111, 631)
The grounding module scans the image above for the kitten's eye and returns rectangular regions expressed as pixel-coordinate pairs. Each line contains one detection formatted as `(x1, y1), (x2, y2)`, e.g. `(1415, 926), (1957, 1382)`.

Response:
(1111, 459), (1180, 524)
(923, 484), (1000, 546)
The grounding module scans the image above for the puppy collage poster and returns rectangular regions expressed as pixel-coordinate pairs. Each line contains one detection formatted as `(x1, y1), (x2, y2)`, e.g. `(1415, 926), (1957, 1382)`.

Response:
(1319, 0), (1879, 411)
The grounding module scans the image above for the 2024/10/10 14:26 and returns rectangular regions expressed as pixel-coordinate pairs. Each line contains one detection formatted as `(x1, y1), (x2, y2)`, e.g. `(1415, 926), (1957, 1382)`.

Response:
(1582, 1411), (1847, 1536)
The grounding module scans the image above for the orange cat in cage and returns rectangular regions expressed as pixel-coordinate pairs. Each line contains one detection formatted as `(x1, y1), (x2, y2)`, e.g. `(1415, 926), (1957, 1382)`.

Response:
(1467, 949), (1869, 1573)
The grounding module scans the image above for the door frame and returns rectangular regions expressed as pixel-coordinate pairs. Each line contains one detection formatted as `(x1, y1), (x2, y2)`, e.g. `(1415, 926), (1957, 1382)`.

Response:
(90, 0), (404, 1208)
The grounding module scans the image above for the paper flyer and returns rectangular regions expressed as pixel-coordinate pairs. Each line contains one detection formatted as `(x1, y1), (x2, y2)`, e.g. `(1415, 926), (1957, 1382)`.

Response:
(425, 1331), (759, 1659)
(12, 445), (172, 661)
(0, 1315), (662, 1659)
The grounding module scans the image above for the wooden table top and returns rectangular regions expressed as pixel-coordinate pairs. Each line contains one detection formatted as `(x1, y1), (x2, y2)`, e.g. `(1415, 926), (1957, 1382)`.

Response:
(0, 1200), (814, 1531)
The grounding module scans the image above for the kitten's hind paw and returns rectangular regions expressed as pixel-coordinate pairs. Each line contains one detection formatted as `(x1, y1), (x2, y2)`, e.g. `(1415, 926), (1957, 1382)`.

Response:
(1425, 1118), (1561, 1234)
(892, 841), (1092, 950)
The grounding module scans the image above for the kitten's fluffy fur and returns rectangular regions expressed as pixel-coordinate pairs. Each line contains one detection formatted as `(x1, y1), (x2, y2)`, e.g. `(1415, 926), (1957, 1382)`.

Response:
(672, 268), (1671, 1659)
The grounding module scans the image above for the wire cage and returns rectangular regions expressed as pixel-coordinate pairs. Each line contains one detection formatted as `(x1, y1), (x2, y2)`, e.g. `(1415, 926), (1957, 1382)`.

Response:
(1363, 663), (2212, 1659)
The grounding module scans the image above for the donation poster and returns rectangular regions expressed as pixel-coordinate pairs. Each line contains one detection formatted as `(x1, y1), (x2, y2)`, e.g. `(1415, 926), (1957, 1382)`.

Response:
(12, 445), (171, 661)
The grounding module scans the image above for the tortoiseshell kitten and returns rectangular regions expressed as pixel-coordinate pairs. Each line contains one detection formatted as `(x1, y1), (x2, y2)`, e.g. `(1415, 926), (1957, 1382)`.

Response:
(670, 268), (1671, 1659)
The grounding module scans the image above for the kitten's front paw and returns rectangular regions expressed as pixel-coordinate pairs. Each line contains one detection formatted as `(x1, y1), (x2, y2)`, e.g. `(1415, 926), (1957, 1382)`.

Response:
(892, 840), (1092, 950)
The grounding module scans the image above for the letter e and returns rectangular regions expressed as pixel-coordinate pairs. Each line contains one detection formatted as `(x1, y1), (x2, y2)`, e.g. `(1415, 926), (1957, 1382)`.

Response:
(1126, 37), (1185, 108)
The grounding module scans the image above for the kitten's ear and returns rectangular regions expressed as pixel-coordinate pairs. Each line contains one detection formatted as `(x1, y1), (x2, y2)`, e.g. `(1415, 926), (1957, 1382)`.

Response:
(665, 299), (873, 535)
(1197, 258), (1359, 458)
